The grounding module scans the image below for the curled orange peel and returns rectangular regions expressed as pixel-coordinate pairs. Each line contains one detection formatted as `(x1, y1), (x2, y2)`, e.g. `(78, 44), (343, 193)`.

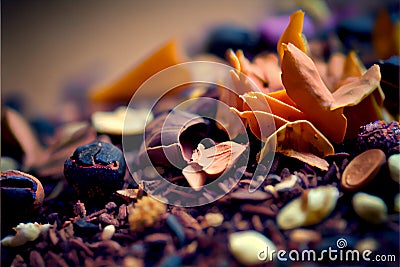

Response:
(372, 9), (397, 60)
(331, 64), (381, 110)
(226, 49), (283, 92)
(281, 43), (347, 143)
(241, 92), (306, 122)
(267, 89), (298, 107)
(89, 40), (186, 103)
(231, 108), (288, 141)
(277, 10), (309, 63)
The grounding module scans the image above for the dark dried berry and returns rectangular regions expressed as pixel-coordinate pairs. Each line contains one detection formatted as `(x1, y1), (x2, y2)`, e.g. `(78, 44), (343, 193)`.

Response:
(356, 120), (400, 155)
(1, 170), (44, 234)
(64, 141), (126, 201)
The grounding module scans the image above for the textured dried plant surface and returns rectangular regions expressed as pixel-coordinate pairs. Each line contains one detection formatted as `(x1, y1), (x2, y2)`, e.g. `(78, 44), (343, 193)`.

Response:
(1, 7), (400, 267)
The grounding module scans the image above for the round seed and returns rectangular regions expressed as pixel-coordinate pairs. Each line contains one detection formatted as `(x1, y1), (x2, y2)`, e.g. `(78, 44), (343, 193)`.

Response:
(341, 149), (386, 190)
(101, 225), (116, 240)
(204, 213), (224, 227)
(229, 230), (276, 265)
(388, 154), (400, 183)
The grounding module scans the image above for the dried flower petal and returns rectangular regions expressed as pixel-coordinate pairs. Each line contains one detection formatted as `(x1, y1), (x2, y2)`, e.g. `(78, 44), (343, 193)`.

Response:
(231, 108), (288, 140)
(260, 120), (334, 170)
(226, 49), (283, 92)
(281, 43), (347, 143)
(182, 141), (247, 190)
(89, 40), (187, 103)
(241, 92), (306, 122)
(331, 65), (381, 109)
(277, 10), (309, 63)
(372, 9), (397, 60)
(182, 163), (207, 190)
(334, 52), (385, 138)
(193, 141), (247, 175)
(267, 89), (298, 107)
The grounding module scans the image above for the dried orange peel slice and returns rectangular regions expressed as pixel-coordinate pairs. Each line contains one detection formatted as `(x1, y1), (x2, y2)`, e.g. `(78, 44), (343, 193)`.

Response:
(89, 40), (187, 103)
(259, 120), (335, 170)
(226, 49), (283, 92)
(231, 108), (288, 141)
(241, 92), (306, 122)
(331, 64), (381, 109)
(267, 89), (298, 107)
(281, 43), (347, 143)
(277, 10), (309, 63)
(372, 9), (398, 60)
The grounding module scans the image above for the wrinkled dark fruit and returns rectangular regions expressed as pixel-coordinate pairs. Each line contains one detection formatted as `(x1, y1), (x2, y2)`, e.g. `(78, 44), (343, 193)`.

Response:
(357, 120), (400, 155)
(0, 170), (44, 235)
(64, 141), (126, 201)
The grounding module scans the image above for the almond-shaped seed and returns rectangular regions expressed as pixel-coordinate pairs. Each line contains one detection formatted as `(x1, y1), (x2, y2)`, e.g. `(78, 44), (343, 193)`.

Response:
(388, 154), (400, 183)
(352, 192), (388, 224)
(341, 149), (386, 190)
(229, 231), (277, 265)
(204, 213), (224, 227)
(101, 225), (116, 240)
(277, 186), (339, 230)
(274, 174), (298, 192)
(394, 193), (400, 213)
(289, 229), (321, 244)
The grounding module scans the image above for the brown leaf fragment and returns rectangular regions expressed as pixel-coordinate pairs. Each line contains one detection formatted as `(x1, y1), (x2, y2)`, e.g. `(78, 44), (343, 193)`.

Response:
(331, 65), (381, 110)
(29, 251), (45, 267)
(281, 43), (347, 143)
(193, 141), (247, 175)
(260, 120), (334, 170)
(182, 163), (207, 190)
(2, 107), (48, 169)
